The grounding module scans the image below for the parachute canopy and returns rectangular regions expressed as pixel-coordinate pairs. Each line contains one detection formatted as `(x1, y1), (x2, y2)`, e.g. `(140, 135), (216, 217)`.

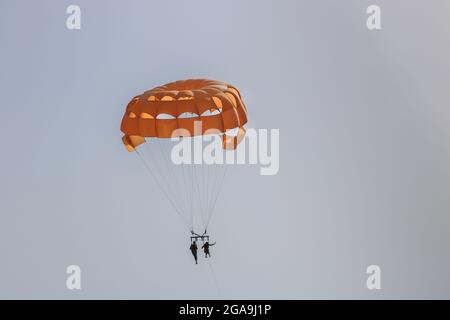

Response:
(120, 79), (248, 151)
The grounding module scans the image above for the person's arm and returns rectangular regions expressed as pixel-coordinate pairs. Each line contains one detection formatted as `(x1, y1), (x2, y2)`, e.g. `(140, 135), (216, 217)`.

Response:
(201, 244), (205, 249)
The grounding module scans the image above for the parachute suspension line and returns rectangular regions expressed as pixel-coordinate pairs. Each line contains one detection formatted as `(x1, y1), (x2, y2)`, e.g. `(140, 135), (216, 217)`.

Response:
(205, 159), (210, 211)
(202, 161), (209, 226)
(144, 142), (185, 217)
(192, 162), (207, 232)
(136, 132), (229, 235)
(206, 161), (222, 228)
(152, 141), (193, 230)
(189, 161), (195, 232)
(203, 162), (217, 234)
(147, 142), (189, 230)
(179, 142), (194, 231)
(171, 140), (195, 232)
(203, 163), (211, 223)
(206, 163), (229, 229)
(164, 140), (192, 230)
(202, 162), (212, 231)
(182, 114), (196, 231)
(196, 161), (205, 226)
(205, 160), (214, 227)
(157, 142), (194, 232)
(202, 133), (232, 232)
(134, 149), (191, 231)
(136, 148), (183, 217)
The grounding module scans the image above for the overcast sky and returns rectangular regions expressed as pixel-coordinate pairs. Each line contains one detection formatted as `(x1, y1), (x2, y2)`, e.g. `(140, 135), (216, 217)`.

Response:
(1, 0), (450, 298)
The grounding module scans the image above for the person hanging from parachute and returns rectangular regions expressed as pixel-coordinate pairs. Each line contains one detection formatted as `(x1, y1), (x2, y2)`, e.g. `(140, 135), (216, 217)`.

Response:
(120, 79), (248, 264)
(190, 240), (198, 264)
(202, 241), (216, 258)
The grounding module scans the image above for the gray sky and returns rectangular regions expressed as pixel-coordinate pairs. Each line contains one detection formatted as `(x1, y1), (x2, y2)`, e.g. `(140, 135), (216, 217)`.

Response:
(1, 0), (450, 299)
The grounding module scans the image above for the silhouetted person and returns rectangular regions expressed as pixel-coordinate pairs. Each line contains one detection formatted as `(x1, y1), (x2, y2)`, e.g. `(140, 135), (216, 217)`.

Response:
(202, 241), (216, 258)
(190, 241), (198, 264)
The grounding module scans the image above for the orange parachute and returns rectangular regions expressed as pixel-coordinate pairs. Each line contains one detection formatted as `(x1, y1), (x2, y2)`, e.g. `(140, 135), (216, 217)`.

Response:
(120, 79), (249, 236)
(121, 79), (248, 152)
